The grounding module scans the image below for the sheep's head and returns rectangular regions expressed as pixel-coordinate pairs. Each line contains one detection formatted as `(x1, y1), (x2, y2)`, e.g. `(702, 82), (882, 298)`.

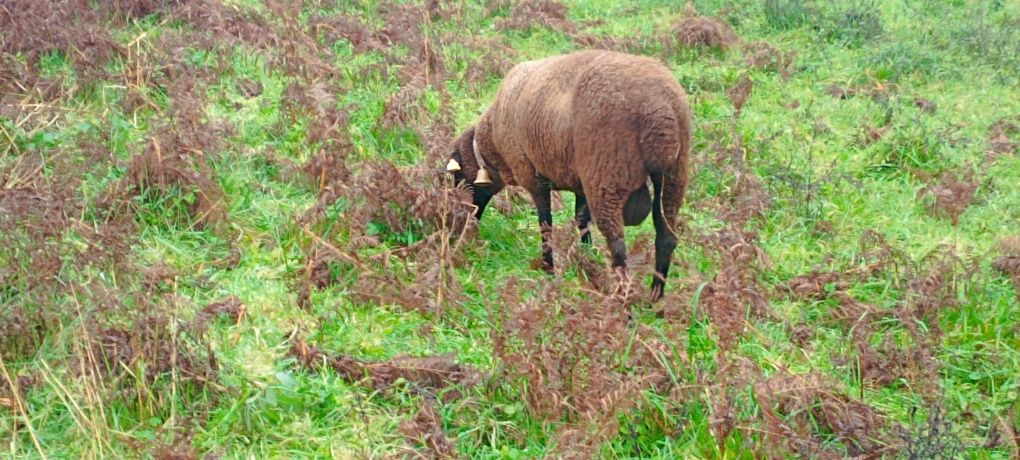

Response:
(447, 127), (502, 220)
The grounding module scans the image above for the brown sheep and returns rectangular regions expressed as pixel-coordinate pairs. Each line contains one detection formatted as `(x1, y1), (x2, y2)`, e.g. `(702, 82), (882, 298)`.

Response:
(446, 49), (692, 301)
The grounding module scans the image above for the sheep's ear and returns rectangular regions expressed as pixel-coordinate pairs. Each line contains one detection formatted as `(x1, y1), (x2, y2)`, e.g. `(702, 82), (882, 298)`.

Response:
(446, 158), (461, 172)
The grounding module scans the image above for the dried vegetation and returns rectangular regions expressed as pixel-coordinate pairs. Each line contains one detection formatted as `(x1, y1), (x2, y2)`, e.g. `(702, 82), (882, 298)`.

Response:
(742, 41), (796, 78)
(993, 236), (1020, 298)
(988, 116), (1020, 155)
(392, 400), (459, 460)
(755, 369), (891, 457)
(291, 338), (480, 398)
(916, 169), (978, 225)
(1, 0), (1017, 458)
(674, 14), (738, 50)
(491, 276), (673, 458)
(497, 0), (577, 34)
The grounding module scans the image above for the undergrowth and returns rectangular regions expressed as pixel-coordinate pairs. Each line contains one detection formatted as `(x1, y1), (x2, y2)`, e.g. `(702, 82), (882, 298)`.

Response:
(2, 0), (1019, 458)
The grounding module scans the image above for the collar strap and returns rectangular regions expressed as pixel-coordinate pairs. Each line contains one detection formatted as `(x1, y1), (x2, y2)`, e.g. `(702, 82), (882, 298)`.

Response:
(472, 133), (488, 171)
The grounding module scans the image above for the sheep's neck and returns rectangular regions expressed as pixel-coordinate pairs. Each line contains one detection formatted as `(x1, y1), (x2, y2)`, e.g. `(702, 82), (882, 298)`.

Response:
(471, 123), (514, 186)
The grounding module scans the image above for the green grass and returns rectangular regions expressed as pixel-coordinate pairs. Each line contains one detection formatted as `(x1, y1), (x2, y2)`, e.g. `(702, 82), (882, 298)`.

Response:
(2, 0), (1020, 458)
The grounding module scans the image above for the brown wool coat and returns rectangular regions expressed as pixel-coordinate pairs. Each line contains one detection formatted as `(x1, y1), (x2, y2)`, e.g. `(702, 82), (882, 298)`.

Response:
(452, 49), (692, 299)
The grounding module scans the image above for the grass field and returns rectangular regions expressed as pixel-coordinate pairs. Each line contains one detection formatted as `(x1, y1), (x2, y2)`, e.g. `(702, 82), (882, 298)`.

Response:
(2, 0), (1020, 458)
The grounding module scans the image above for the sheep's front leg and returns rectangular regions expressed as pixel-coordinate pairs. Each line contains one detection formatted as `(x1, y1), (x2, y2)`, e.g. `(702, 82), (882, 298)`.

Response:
(532, 184), (554, 273)
(606, 233), (629, 299)
(574, 194), (592, 245)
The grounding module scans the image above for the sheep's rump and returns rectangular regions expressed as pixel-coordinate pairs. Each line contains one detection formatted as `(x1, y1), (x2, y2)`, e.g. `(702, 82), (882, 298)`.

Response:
(484, 50), (689, 227)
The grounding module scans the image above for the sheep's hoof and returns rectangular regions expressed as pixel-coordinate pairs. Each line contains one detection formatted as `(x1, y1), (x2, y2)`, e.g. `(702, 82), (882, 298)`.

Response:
(649, 283), (665, 302)
(529, 258), (555, 274)
(541, 254), (555, 274)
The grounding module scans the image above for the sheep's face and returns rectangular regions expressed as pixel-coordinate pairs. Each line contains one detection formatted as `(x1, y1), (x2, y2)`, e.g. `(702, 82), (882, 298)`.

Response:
(447, 140), (498, 221)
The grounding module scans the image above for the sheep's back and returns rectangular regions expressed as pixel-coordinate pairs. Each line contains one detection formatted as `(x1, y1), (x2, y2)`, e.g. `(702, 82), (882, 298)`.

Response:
(487, 54), (587, 190)
(486, 50), (689, 192)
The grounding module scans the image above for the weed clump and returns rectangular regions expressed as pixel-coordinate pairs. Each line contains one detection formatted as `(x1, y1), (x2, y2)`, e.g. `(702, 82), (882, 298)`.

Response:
(395, 400), (458, 459)
(781, 270), (850, 300)
(291, 338), (480, 398)
(742, 41), (796, 78)
(0, 144), (135, 359)
(0, 0), (122, 83)
(898, 405), (966, 459)
(151, 436), (200, 460)
(189, 297), (245, 336)
(993, 237), (1020, 297)
(871, 122), (948, 173)
(111, 135), (224, 226)
(914, 97), (937, 113)
(377, 0), (430, 47)
(675, 16), (738, 50)
(865, 42), (941, 80)
(695, 228), (773, 351)
(715, 154), (774, 225)
(832, 292), (932, 388)
(0, 186), (73, 283)
(280, 81), (351, 148)
(755, 369), (891, 457)
(762, 0), (810, 31)
(296, 124), (476, 313)
(346, 161), (475, 245)
(0, 372), (37, 413)
(84, 296), (220, 397)
(916, 169), (978, 225)
(104, 73), (231, 227)
(988, 116), (1020, 155)
(951, 6), (1020, 83)
(179, 0), (278, 50)
(855, 124), (891, 147)
(781, 232), (968, 395)
(497, 0), (576, 34)
(456, 35), (518, 88)
(489, 273), (676, 457)
(297, 148), (353, 223)
(819, 0), (883, 48)
(311, 13), (385, 53)
(908, 249), (972, 334)
(727, 72), (753, 117)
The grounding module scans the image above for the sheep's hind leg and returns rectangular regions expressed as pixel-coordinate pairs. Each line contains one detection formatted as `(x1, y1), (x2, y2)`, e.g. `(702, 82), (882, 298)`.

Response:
(574, 194), (592, 245)
(649, 170), (683, 302)
(588, 188), (630, 296)
(532, 184), (555, 273)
